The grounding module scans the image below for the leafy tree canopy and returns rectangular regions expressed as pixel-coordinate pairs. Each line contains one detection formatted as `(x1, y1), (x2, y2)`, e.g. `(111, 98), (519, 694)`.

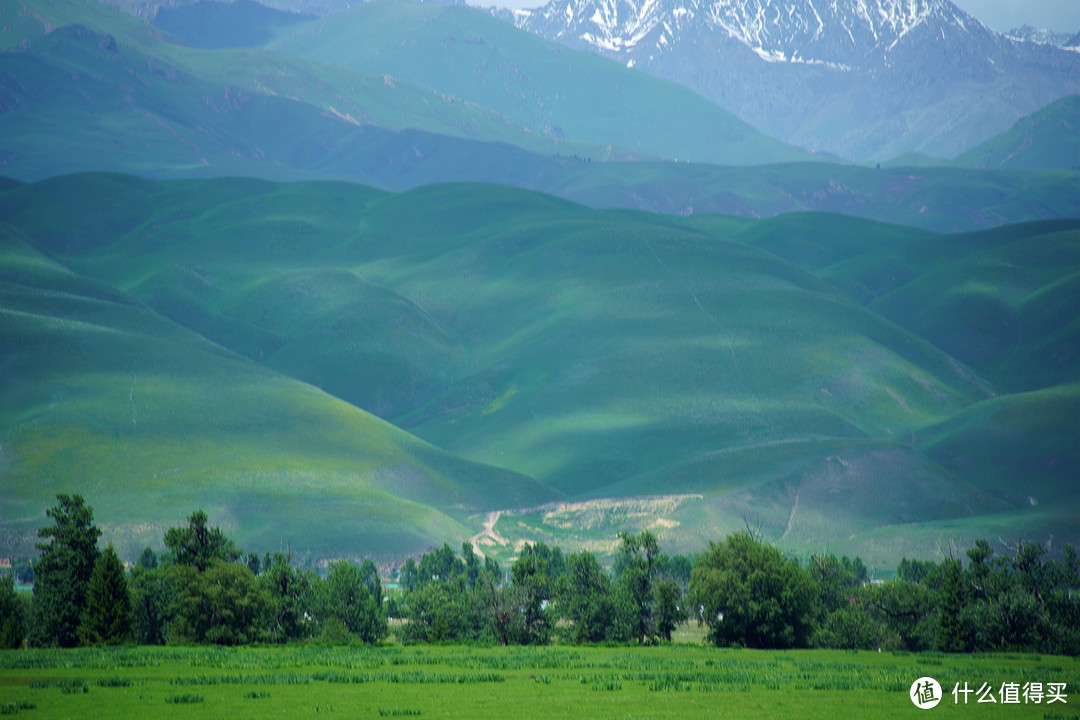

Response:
(164, 510), (240, 572)
(690, 532), (814, 649)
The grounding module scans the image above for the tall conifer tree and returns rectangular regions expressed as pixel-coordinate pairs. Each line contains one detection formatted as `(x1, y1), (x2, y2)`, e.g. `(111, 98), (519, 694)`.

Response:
(30, 494), (101, 647)
(79, 545), (132, 645)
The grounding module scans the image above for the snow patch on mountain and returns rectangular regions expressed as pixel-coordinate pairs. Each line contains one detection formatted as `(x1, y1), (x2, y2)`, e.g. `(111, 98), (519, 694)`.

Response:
(509, 0), (990, 69)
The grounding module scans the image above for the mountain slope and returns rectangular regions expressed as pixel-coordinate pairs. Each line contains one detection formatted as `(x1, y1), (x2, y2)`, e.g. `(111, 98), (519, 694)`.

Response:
(503, 0), (1080, 160)
(5, 174), (1076, 566)
(0, 0), (615, 177)
(2, 0), (1077, 233)
(724, 215), (1080, 391)
(152, 0), (316, 49)
(0, 210), (558, 561)
(267, 0), (817, 166)
(953, 95), (1080, 169)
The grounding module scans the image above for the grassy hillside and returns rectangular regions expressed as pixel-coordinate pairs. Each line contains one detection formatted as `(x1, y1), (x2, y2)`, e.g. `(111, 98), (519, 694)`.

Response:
(4, 174), (1075, 566)
(266, 0), (815, 166)
(722, 215), (1080, 391)
(0, 214), (557, 561)
(916, 384), (1080, 506)
(954, 95), (1080, 170)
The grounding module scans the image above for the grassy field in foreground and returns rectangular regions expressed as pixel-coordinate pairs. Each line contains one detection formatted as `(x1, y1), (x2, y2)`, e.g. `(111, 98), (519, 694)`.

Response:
(0, 644), (1075, 720)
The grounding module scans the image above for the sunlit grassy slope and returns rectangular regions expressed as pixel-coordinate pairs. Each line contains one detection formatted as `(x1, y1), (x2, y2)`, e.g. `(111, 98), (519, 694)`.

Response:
(0, 216), (557, 561)
(3, 174), (1075, 565)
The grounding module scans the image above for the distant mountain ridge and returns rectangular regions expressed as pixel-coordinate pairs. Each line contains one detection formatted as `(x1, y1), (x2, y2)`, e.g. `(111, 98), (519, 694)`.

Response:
(500, 0), (1080, 160)
(265, 0), (817, 166)
(1006, 25), (1080, 51)
(514, 0), (971, 68)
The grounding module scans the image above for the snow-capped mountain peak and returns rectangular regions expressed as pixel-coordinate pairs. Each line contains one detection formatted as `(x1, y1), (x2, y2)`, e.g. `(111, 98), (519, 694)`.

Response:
(497, 0), (1080, 161)
(509, 0), (986, 69)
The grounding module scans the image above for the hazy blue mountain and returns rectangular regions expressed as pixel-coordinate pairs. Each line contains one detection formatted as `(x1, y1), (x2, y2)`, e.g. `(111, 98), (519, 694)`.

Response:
(2, 0), (1078, 233)
(1006, 25), (1080, 50)
(266, 0), (818, 166)
(501, 0), (1080, 161)
(152, 0), (315, 48)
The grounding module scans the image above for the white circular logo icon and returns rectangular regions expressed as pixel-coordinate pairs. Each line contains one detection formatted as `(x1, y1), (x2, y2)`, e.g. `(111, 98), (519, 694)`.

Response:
(911, 677), (942, 709)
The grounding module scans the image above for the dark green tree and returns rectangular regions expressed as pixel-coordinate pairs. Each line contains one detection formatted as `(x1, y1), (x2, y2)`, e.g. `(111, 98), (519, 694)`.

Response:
(400, 557), (419, 592)
(510, 552), (552, 645)
(475, 571), (520, 646)
(13, 557), (34, 584)
(690, 532), (814, 649)
(260, 553), (317, 642)
(400, 578), (481, 644)
(164, 510), (239, 571)
(462, 542), (481, 590)
(78, 544), (131, 645)
(812, 599), (900, 651)
(654, 579), (682, 642)
(557, 551), (626, 643)
(0, 574), (26, 649)
(935, 558), (967, 652)
(360, 559), (383, 609)
(418, 544), (464, 585)
(168, 560), (271, 645)
(615, 530), (661, 644)
(319, 560), (386, 643)
(860, 579), (936, 651)
(129, 564), (171, 645)
(519, 541), (566, 584)
(30, 494), (101, 647)
(135, 547), (158, 571)
(807, 552), (867, 627)
(897, 557), (937, 585)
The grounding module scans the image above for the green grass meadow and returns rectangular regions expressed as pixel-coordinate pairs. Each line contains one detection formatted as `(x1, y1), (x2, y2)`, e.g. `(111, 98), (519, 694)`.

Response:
(0, 643), (1075, 720)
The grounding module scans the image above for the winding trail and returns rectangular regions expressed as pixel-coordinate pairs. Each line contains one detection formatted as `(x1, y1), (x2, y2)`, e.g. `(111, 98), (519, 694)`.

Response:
(468, 510), (508, 560)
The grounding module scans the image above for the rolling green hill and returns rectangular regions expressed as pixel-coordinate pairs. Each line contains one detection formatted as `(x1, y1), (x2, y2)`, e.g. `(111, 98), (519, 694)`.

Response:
(723, 215), (1080, 392)
(953, 95), (1080, 170)
(0, 207), (557, 561)
(265, 0), (816, 167)
(2, 174), (1075, 566)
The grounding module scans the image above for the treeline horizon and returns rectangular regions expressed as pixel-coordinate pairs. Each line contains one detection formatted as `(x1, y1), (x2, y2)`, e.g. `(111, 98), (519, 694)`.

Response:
(1, 495), (1077, 656)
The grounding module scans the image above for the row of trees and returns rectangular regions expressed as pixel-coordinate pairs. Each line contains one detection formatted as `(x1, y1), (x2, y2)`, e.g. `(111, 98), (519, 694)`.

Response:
(394, 530), (690, 646)
(0, 496), (386, 648)
(2, 495), (1077, 654)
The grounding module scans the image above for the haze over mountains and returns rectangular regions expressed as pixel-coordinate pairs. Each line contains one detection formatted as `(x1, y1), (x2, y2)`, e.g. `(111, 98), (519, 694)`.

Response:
(503, 0), (1080, 160)
(0, 0), (1078, 567)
